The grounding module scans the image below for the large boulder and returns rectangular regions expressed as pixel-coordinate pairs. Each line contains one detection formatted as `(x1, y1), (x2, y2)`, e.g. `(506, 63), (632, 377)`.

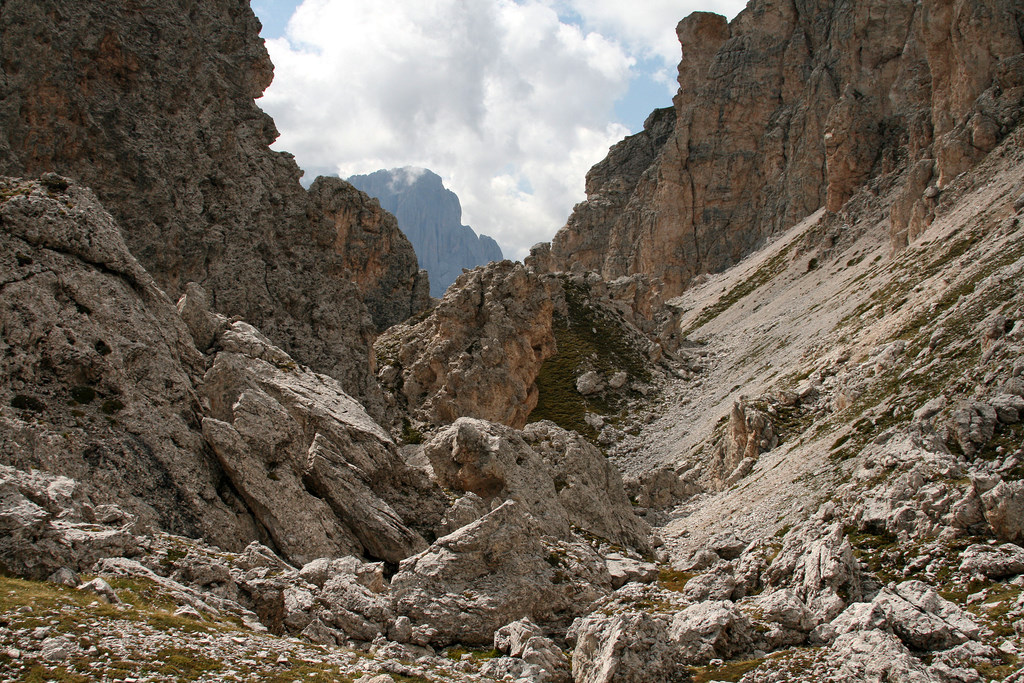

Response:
(981, 480), (1024, 543)
(424, 418), (650, 553)
(201, 322), (445, 565)
(763, 522), (866, 621)
(568, 599), (753, 681)
(0, 177), (253, 548)
(389, 501), (610, 646)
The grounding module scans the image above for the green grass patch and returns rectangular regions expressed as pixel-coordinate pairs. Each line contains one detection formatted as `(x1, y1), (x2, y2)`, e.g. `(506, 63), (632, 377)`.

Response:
(688, 657), (765, 682)
(528, 277), (651, 436)
(657, 569), (694, 593)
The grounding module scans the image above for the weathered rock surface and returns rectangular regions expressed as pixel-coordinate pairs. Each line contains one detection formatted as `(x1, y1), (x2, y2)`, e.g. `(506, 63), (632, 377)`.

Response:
(0, 0), (429, 415)
(710, 400), (777, 489)
(424, 418), (651, 553)
(568, 598), (754, 681)
(306, 176), (429, 331)
(763, 522), (866, 621)
(347, 168), (503, 297)
(959, 543), (1024, 579)
(201, 321), (445, 565)
(537, 0), (1024, 296)
(390, 501), (610, 646)
(981, 480), (1024, 543)
(0, 465), (138, 579)
(531, 107), (675, 283)
(0, 177), (254, 548)
(375, 261), (561, 429)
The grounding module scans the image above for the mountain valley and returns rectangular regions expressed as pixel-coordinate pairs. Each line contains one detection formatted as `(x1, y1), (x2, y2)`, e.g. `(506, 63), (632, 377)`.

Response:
(1, 1), (1023, 682)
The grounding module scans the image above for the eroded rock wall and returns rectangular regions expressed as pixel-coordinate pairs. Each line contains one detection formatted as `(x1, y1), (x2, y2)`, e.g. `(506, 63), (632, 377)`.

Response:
(0, 0), (427, 414)
(539, 0), (1024, 296)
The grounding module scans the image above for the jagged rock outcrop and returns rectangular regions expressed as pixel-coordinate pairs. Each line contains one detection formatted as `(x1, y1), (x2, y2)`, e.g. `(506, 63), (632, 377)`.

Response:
(375, 260), (562, 429)
(200, 321), (446, 566)
(529, 108), (675, 278)
(347, 168), (503, 297)
(0, 0), (429, 414)
(0, 177), (255, 548)
(390, 501), (611, 646)
(306, 177), (430, 331)
(536, 0), (1024, 297)
(422, 418), (651, 553)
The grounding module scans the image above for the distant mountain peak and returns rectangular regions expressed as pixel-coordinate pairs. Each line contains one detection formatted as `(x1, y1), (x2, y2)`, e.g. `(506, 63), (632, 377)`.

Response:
(348, 168), (503, 297)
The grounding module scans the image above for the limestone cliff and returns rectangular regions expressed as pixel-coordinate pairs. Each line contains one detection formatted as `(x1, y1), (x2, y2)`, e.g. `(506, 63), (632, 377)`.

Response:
(537, 0), (1024, 297)
(0, 0), (427, 413)
(0, 176), (255, 550)
(348, 168), (503, 297)
(375, 261), (561, 430)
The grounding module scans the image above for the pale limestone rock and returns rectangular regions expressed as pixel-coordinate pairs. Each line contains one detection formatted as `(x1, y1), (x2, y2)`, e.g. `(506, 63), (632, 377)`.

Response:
(959, 543), (1024, 579)
(0, 179), (253, 550)
(982, 480), (1024, 543)
(763, 522), (865, 621)
(668, 600), (754, 664)
(710, 401), (777, 488)
(681, 561), (742, 602)
(176, 282), (228, 352)
(375, 261), (560, 429)
(827, 630), (946, 682)
(746, 588), (819, 633)
(603, 554), (659, 590)
(425, 418), (650, 553)
(437, 492), (488, 536)
(567, 611), (676, 683)
(522, 421), (652, 553)
(950, 401), (999, 457)
(576, 371), (605, 396)
(494, 618), (570, 683)
(390, 501), (610, 646)
(201, 322), (443, 565)
(40, 636), (77, 663)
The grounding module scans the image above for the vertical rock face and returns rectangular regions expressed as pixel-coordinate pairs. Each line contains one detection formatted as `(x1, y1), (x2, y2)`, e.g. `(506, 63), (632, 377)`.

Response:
(0, 177), (255, 549)
(306, 177), (430, 332)
(347, 168), (503, 297)
(540, 0), (1024, 296)
(0, 0), (428, 413)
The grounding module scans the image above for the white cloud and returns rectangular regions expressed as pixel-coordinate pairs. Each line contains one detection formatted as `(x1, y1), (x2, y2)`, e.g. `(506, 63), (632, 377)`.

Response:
(259, 0), (634, 261)
(258, 0), (746, 261)
(555, 1), (747, 63)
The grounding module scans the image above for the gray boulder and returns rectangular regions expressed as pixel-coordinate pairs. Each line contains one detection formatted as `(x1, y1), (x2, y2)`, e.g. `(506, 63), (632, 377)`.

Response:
(390, 501), (610, 646)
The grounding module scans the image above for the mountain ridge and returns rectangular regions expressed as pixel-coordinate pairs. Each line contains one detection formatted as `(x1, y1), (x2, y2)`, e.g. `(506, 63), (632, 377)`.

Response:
(347, 167), (503, 297)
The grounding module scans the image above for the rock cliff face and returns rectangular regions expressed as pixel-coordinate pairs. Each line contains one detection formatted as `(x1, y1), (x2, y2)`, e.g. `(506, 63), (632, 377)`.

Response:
(375, 260), (562, 429)
(0, 177), (254, 549)
(348, 168), (503, 297)
(0, 0), (427, 413)
(538, 0), (1024, 297)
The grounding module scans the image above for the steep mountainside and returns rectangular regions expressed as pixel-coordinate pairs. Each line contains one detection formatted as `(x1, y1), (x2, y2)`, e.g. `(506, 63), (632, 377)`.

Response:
(348, 168), (503, 296)
(536, 0), (1024, 298)
(0, 0), (429, 413)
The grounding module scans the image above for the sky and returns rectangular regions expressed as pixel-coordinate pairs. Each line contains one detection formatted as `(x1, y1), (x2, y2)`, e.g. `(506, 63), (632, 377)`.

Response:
(251, 0), (747, 261)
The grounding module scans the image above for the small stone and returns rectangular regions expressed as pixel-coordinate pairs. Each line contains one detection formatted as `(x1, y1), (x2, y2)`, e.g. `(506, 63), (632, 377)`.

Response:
(576, 371), (605, 396)
(46, 567), (81, 588)
(40, 636), (75, 662)
(77, 578), (120, 604)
